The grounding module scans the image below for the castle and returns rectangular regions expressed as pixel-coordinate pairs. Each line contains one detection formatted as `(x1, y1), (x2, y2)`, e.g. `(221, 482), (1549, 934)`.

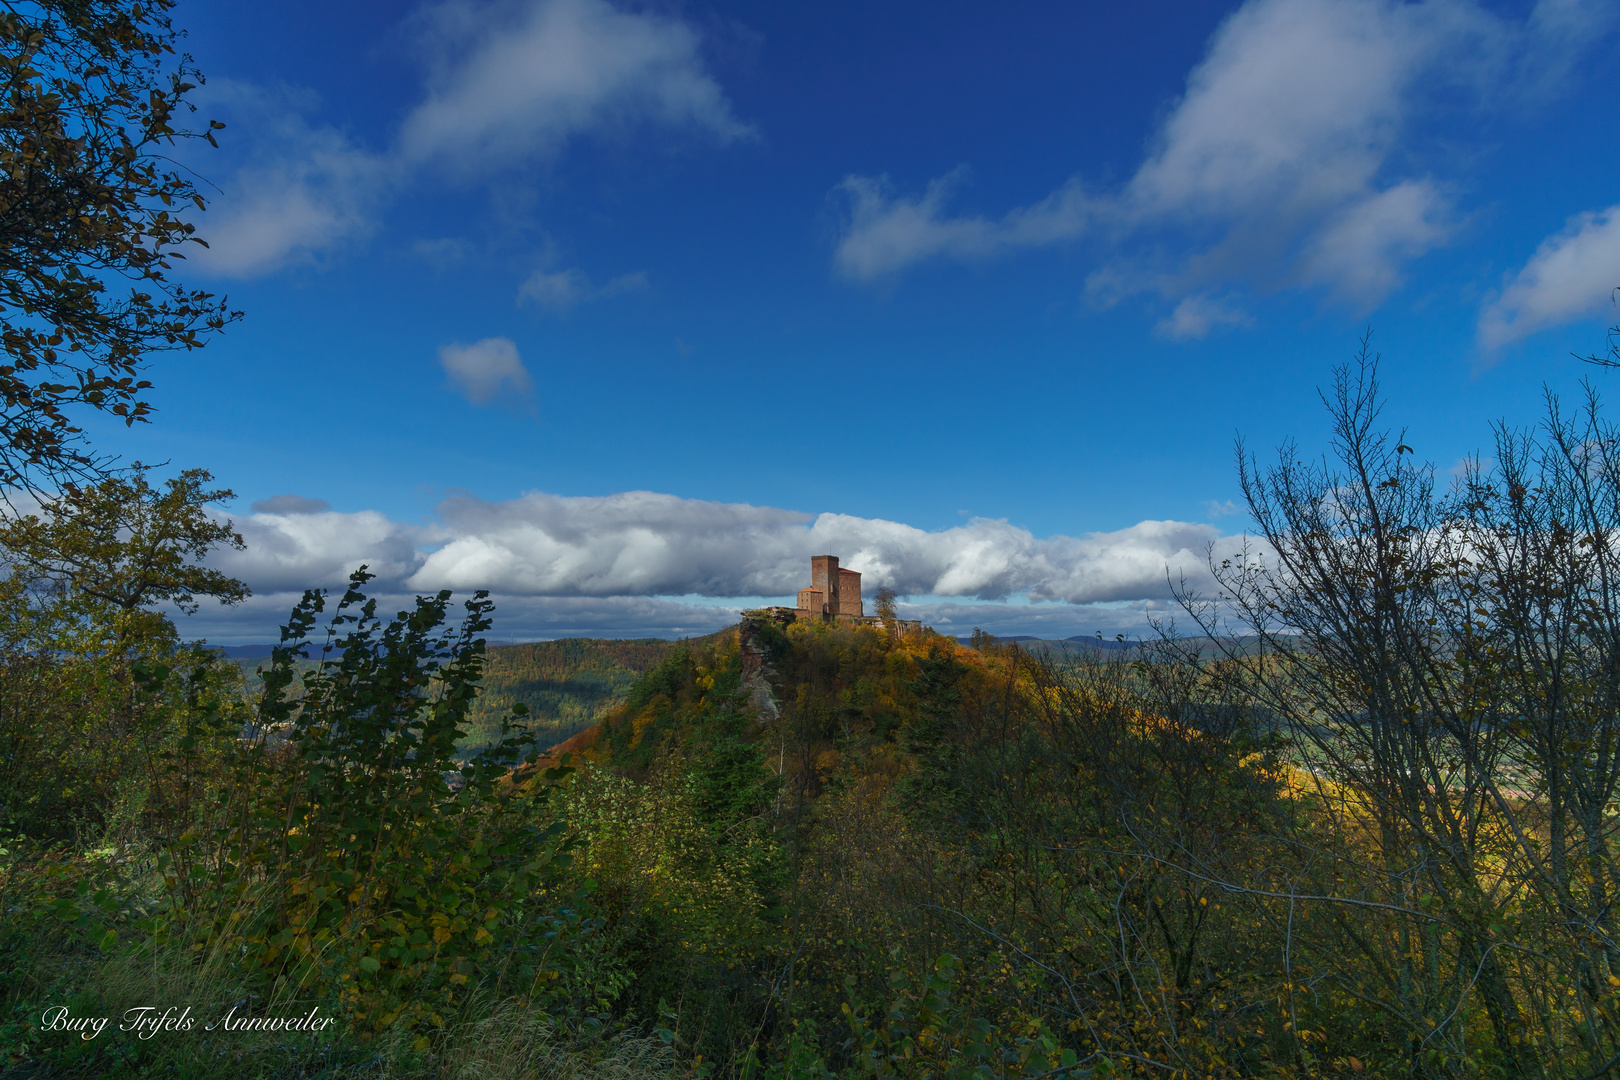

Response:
(757, 554), (923, 633)
(797, 554), (865, 620)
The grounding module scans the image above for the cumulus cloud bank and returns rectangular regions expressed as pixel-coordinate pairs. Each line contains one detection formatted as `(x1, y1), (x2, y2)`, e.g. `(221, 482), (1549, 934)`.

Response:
(214, 507), (429, 594)
(193, 488), (1246, 641)
(834, 0), (1611, 334)
(407, 491), (1237, 604)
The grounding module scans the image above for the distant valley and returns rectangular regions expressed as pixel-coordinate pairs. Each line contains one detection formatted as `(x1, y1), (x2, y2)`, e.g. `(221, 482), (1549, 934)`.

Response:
(225, 636), (687, 752)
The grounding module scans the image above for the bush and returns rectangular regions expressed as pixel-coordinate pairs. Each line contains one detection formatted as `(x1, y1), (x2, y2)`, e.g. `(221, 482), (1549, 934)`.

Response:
(147, 570), (603, 1043)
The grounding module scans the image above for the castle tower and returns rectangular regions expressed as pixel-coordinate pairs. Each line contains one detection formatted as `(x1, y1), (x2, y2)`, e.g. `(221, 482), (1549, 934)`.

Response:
(810, 554), (840, 615)
(794, 555), (864, 621)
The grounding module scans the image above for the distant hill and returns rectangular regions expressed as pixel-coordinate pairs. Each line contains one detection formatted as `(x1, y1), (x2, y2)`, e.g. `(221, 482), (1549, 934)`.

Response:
(215, 640), (531, 659)
(960, 635), (1143, 651)
(464, 638), (684, 751)
(215, 643), (280, 658)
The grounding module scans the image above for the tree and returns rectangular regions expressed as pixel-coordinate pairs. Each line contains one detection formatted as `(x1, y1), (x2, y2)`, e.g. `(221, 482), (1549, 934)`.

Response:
(0, 465), (247, 618)
(0, 0), (238, 489)
(1579, 287), (1618, 370)
(1170, 341), (1620, 1077)
(169, 571), (563, 1036)
(874, 585), (899, 626)
(1206, 354), (1536, 1074)
(0, 466), (247, 839)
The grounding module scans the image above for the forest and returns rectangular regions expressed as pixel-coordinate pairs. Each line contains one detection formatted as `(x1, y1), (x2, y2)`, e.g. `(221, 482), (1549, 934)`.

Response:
(5, 1), (1620, 1077)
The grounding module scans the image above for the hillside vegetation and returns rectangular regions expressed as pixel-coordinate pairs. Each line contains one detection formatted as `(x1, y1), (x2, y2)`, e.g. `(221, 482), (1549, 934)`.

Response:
(517, 617), (1302, 1077)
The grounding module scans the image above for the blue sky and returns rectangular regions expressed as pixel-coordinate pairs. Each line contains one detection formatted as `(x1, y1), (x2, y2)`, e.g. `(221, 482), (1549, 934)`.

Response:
(90, 0), (1620, 641)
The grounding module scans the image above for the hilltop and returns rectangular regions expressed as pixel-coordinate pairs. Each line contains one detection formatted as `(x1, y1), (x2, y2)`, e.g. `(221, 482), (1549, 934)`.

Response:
(506, 612), (1309, 1074)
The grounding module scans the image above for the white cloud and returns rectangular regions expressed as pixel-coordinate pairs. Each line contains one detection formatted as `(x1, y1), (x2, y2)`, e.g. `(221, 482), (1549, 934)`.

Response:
(1120, 0), (1481, 224)
(212, 508), (432, 594)
(413, 490), (812, 596)
(1295, 180), (1450, 302)
(438, 338), (536, 407)
(400, 0), (751, 169)
(1520, 0), (1619, 97)
(833, 0), (1598, 316)
(517, 267), (648, 312)
(1156, 294), (1254, 340)
(187, 84), (388, 278)
(1478, 203), (1620, 349)
(833, 170), (1093, 280)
